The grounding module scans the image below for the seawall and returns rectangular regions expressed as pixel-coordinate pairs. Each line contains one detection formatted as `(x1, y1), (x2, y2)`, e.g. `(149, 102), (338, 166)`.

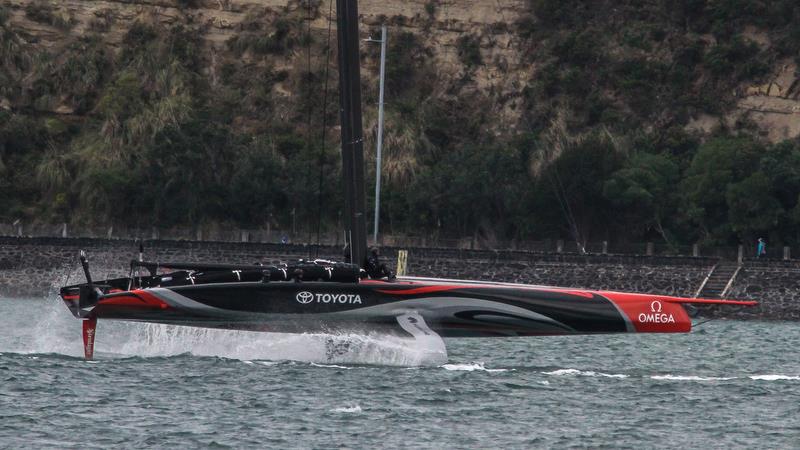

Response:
(1, 237), (796, 320)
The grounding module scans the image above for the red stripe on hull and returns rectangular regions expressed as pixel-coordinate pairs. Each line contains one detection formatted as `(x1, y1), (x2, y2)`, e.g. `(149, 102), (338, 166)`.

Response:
(376, 285), (464, 295)
(376, 284), (597, 298)
(98, 290), (170, 309)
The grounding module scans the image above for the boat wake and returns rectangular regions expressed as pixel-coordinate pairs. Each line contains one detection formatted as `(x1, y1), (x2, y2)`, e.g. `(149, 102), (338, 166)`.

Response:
(108, 323), (447, 366)
(539, 368), (800, 382)
(542, 368), (629, 378)
(3, 295), (448, 366)
(441, 362), (509, 372)
(650, 374), (737, 381)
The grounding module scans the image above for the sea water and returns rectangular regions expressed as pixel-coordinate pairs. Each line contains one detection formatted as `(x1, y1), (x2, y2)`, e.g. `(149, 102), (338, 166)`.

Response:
(0, 296), (798, 448)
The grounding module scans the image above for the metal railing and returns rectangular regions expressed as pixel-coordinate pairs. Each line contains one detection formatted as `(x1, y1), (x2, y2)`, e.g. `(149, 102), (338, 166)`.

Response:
(693, 263), (718, 298)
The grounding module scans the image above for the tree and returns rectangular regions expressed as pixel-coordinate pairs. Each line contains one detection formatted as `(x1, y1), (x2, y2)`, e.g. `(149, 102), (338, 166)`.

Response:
(726, 172), (783, 238)
(604, 152), (680, 242)
(534, 132), (623, 245)
(680, 136), (764, 243)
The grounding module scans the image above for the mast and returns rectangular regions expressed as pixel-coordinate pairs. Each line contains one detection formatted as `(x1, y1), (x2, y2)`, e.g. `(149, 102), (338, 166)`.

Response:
(336, 0), (368, 267)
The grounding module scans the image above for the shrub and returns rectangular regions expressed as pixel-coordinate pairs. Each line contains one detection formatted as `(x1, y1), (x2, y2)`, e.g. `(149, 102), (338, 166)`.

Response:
(385, 31), (433, 96)
(532, 0), (581, 28)
(122, 22), (158, 49)
(553, 30), (600, 67)
(775, 21), (800, 56)
(622, 27), (652, 51)
(424, 1), (436, 17)
(226, 18), (295, 56)
(515, 14), (537, 39)
(709, 0), (765, 37)
(615, 58), (669, 115)
(456, 34), (482, 67)
(25, 1), (76, 30)
(49, 37), (110, 112)
(705, 35), (767, 81)
(97, 71), (144, 120)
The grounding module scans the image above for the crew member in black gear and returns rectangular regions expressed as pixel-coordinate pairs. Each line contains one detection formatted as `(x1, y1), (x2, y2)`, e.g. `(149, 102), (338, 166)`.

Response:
(343, 244), (351, 263)
(365, 247), (394, 280)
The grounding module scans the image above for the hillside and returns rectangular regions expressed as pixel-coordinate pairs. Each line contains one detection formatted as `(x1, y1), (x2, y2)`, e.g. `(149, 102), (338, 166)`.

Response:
(1, 0), (800, 247)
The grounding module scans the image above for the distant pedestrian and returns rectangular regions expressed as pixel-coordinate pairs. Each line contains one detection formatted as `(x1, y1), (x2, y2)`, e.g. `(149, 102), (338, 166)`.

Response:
(281, 235), (288, 244)
(757, 238), (766, 257)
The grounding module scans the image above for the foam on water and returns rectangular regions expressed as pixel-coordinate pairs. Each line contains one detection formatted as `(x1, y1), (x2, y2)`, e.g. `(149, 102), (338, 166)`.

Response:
(2, 297), (800, 448)
(3, 295), (447, 366)
(330, 404), (363, 413)
(650, 375), (737, 381)
(542, 368), (629, 378)
(310, 362), (353, 369)
(7, 294), (84, 357)
(748, 374), (800, 381)
(441, 362), (508, 372)
(105, 323), (447, 366)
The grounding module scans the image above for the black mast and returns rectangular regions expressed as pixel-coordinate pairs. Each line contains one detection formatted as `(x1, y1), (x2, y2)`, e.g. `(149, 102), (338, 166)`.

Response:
(336, 0), (368, 268)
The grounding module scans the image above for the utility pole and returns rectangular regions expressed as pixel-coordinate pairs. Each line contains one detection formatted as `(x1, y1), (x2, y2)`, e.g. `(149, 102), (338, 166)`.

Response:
(365, 24), (387, 246)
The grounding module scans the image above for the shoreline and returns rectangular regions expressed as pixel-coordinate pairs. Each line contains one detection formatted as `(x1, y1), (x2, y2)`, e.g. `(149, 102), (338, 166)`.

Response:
(1, 236), (796, 320)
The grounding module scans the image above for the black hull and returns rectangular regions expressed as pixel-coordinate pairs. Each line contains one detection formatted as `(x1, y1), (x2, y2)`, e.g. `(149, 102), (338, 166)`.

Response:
(59, 262), (757, 360)
(62, 277), (716, 337)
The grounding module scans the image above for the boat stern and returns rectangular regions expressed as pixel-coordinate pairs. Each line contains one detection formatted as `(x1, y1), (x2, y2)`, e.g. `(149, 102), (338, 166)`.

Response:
(600, 291), (757, 333)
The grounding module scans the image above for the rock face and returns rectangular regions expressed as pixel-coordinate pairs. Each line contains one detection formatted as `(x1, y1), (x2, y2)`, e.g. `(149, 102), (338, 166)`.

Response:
(2, 0), (530, 126)
(4, 0), (799, 142)
(737, 61), (800, 142)
(1, 237), (794, 320)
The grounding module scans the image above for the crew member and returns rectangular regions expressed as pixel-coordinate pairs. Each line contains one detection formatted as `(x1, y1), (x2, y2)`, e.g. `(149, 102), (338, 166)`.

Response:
(365, 247), (395, 280)
(343, 244), (351, 263)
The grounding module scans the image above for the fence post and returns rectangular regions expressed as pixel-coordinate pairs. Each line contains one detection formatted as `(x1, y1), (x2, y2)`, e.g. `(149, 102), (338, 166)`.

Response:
(783, 246), (790, 260)
(556, 240), (564, 253)
(737, 245), (743, 264)
(107, 226), (113, 239)
(692, 243), (699, 257)
(196, 228), (203, 241)
(61, 222), (68, 238)
(602, 241), (608, 255)
(646, 242), (654, 256)
(241, 230), (249, 243)
(16, 222), (22, 237)
(151, 227), (159, 240)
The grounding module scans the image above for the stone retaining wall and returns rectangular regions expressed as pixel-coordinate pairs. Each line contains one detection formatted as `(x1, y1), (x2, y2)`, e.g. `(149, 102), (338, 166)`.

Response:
(1, 237), (795, 320)
(722, 259), (800, 320)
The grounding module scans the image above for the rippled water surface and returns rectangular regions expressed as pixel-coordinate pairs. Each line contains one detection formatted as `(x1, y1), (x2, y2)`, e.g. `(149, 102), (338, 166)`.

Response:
(1, 296), (798, 448)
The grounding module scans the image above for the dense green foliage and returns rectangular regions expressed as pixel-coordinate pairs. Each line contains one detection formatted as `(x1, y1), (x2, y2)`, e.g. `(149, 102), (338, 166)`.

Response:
(2, 0), (800, 248)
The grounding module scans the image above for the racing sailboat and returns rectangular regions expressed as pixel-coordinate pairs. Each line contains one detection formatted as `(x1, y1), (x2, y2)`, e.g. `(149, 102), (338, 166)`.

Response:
(59, 0), (756, 360)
